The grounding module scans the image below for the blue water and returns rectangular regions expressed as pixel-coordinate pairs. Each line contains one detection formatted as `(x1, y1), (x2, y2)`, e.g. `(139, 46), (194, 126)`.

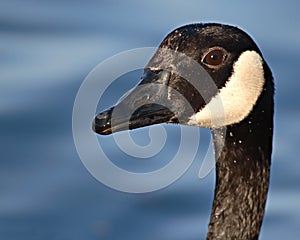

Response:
(1, 1), (300, 239)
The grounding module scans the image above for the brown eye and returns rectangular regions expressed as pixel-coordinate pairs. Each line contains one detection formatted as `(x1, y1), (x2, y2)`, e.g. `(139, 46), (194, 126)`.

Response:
(203, 49), (225, 66)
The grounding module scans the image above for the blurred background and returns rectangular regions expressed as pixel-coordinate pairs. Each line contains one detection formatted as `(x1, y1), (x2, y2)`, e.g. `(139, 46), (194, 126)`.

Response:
(1, 0), (299, 239)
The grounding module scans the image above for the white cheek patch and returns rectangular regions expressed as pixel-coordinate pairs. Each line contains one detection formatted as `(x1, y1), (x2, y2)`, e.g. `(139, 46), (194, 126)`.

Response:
(187, 50), (265, 128)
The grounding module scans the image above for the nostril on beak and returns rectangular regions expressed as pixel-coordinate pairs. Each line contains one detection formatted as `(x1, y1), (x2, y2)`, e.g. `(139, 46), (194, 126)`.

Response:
(133, 94), (150, 108)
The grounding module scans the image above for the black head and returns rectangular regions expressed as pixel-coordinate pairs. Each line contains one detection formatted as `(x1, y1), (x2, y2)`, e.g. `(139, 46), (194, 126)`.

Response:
(93, 23), (273, 135)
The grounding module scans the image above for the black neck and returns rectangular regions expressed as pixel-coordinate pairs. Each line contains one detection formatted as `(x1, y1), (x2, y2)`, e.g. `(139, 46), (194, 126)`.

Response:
(207, 70), (274, 239)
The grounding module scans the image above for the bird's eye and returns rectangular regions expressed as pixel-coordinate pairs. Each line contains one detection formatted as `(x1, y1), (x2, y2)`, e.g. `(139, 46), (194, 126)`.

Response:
(203, 49), (226, 66)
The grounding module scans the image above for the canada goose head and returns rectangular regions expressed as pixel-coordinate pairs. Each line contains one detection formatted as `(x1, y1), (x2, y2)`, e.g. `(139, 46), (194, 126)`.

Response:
(93, 23), (273, 135)
(92, 23), (274, 239)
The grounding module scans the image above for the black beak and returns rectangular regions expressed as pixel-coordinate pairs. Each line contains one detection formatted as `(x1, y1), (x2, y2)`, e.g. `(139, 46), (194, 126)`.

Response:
(93, 69), (182, 135)
(93, 103), (176, 135)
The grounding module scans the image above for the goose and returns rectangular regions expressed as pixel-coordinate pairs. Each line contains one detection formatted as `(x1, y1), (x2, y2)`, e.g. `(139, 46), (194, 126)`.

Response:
(92, 23), (274, 239)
